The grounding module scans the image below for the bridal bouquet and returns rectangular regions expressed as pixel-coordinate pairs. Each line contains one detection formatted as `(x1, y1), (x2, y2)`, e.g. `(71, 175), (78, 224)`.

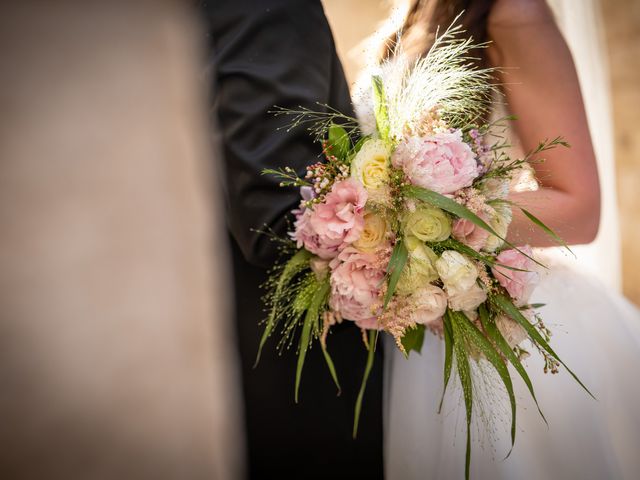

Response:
(256, 22), (591, 479)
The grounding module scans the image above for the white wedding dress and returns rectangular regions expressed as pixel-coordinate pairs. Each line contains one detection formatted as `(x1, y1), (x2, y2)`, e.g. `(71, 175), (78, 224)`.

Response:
(384, 261), (640, 479)
(383, 2), (640, 479)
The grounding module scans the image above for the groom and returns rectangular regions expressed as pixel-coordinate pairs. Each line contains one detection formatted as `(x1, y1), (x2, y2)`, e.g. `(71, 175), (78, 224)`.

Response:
(201, 0), (384, 478)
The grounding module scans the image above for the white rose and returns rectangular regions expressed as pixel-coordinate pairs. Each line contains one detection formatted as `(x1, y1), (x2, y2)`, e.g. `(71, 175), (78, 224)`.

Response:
(479, 177), (510, 200)
(512, 164), (540, 192)
(483, 202), (513, 252)
(495, 314), (528, 348)
(448, 282), (487, 312)
(396, 236), (439, 295)
(351, 139), (391, 203)
(435, 250), (478, 293)
(408, 284), (448, 326)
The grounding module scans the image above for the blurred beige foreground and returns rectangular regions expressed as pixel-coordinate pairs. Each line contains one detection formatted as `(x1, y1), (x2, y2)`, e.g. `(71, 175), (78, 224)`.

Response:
(0, 2), (242, 479)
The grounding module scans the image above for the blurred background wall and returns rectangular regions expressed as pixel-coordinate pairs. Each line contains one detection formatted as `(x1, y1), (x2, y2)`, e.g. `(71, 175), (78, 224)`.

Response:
(601, 0), (640, 305)
(323, 0), (640, 305)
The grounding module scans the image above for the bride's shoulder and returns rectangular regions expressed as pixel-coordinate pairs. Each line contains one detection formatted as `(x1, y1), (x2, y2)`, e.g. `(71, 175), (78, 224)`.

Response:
(488, 0), (555, 28)
(486, 0), (568, 70)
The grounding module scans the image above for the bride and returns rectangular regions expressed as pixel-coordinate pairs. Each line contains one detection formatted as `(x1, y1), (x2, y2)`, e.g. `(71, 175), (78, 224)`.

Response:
(364, 0), (640, 478)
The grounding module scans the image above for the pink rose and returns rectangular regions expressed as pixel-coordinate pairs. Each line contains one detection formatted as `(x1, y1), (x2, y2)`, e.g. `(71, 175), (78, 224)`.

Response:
(392, 130), (479, 194)
(329, 247), (385, 326)
(492, 246), (539, 305)
(292, 179), (367, 259)
(452, 216), (490, 252)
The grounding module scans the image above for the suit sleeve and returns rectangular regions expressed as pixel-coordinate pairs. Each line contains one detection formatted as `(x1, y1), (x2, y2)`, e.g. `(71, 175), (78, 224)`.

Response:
(204, 0), (349, 267)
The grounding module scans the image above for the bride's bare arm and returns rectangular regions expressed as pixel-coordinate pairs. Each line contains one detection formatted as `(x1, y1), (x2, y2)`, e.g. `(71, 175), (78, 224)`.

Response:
(487, 0), (601, 246)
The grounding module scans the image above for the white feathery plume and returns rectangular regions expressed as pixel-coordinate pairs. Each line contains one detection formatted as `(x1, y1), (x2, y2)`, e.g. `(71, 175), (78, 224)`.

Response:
(359, 15), (499, 140)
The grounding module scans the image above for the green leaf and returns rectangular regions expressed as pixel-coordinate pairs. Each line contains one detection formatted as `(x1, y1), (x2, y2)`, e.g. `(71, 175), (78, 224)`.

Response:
(321, 341), (342, 396)
(347, 136), (370, 166)
(294, 277), (330, 403)
(353, 330), (378, 438)
(479, 304), (547, 426)
(294, 312), (313, 404)
(384, 240), (409, 308)
(452, 310), (517, 458)
(290, 273), (317, 316)
(255, 249), (312, 366)
(488, 200), (573, 257)
(528, 303), (546, 309)
(353, 136), (369, 154)
(493, 294), (595, 399)
(401, 324), (426, 357)
(372, 75), (390, 141)
(438, 314), (454, 414)
(437, 238), (529, 273)
(404, 185), (546, 269)
(519, 207), (574, 257)
(438, 238), (495, 266)
(404, 185), (494, 231)
(328, 123), (351, 161)
(449, 312), (473, 480)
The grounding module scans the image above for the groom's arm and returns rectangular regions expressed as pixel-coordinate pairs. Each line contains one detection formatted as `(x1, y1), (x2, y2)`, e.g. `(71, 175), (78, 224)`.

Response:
(203, 0), (348, 267)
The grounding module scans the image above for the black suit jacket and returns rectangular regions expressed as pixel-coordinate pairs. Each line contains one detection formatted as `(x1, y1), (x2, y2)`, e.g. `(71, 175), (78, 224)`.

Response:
(202, 1), (384, 478)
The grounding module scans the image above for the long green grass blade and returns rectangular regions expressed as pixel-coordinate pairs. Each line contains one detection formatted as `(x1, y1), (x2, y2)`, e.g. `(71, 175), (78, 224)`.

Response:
(449, 312), (473, 480)
(528, 303), (546, 309)
(353, 330), (378, 438)
(384, 240), (409, 308)
(439, 238), (496, 267)
(372, 75), (390, 141)
(453, 311), (517, 457)
(404, 186), (546, 269)
(439, 313), (454, 414)
(493, 294), (595, 399)
(489, 200), (573, 257)
(294, 314), (313, 403)
(519, 207), (574, 257)
(438, 238), (529, 273)
(479, 305), (547, 426)
(352, 135), (369, 154)
(321, 341), (341, 396)
(405, 185), (496, 234)
(294, 278), (330, 403)
(255, 249), (312, 366)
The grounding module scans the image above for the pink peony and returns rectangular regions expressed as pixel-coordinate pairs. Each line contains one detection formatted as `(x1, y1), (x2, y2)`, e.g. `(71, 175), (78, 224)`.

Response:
(292, 208), (337, 259)
(292, 179), (367, 259)
(492, 246), (539, 305)
(329, 247), (385, 326)
(392, 130), (479, 194)
(452, 215), (490, 252)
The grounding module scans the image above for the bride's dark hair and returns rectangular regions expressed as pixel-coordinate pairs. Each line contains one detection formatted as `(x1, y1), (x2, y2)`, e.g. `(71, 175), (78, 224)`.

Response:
(382, 0), (496, 65)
